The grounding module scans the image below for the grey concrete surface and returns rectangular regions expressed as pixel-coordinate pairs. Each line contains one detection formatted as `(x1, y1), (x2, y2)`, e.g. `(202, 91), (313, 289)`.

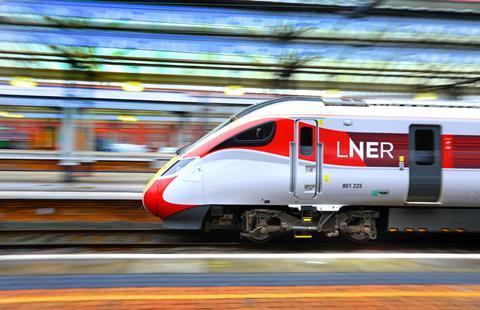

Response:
(0, 253), (479, 275)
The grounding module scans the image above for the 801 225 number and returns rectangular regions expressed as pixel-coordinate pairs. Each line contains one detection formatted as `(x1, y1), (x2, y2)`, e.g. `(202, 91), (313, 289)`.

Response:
(342, 183), (362, 189)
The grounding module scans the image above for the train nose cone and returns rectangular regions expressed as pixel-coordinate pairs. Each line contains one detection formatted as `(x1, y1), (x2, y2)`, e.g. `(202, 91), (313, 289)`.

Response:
(142, 181), (160, 217)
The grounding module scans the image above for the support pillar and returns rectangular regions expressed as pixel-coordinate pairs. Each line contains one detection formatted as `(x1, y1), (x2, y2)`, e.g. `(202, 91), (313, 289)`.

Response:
(59, 107), (77, 182)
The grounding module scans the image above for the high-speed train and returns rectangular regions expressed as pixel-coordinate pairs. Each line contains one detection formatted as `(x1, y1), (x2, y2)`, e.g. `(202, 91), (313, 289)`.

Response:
(142, 97), (480, 242)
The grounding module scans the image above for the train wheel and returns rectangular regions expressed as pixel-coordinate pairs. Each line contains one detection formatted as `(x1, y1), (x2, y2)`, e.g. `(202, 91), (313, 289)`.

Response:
(241, 209), (282, 243)
(345, 232), (371, 243)
(342, 210), (378, 243)
(241, 232), (273, 243)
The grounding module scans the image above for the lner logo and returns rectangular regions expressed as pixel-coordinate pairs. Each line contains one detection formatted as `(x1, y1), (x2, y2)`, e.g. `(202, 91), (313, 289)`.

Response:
(337, 139), (394, 160)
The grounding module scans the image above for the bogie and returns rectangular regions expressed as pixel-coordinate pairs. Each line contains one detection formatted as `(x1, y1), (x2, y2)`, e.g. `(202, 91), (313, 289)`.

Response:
(204, 206), (380, 243)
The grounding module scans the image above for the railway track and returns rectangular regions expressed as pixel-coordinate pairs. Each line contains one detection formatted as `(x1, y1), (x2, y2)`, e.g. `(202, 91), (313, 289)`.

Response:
(0, 199), (157, 231)
(0, 230), (245, 247)
(0, 199), (243, 246)
(1, 229), (480, 253)
(1, 199), (480, 250)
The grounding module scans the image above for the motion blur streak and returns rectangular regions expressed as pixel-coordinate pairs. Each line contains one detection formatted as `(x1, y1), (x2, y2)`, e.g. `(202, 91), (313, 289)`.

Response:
(0, 0), (480, 309)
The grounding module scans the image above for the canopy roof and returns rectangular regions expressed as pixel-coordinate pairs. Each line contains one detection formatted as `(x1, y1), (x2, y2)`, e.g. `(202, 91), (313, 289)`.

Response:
(0, 0), (479, 94)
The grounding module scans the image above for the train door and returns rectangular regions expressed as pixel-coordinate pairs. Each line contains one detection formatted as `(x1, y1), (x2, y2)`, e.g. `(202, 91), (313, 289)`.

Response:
(407, 125), (442, 202)
(291, 119), (321, 199)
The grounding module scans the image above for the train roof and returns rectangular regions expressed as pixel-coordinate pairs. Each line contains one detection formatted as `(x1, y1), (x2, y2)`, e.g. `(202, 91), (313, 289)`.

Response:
(241, 96), (480, 121)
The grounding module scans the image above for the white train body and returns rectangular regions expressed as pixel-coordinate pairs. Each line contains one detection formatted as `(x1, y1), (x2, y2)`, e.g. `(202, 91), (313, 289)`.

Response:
(143, 97), (480, 241)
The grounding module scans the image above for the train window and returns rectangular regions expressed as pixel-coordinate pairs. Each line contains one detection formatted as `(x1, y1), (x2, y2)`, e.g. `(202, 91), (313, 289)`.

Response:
(232, 121), (276, 145)
(415, 129), (434, 165)
(300, 127), (313, 155)
(211, 121), (276, 151)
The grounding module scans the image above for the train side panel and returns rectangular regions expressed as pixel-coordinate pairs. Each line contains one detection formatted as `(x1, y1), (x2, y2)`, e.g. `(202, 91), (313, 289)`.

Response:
(201, 149), (292, 205)
(164, 116), (480, 208)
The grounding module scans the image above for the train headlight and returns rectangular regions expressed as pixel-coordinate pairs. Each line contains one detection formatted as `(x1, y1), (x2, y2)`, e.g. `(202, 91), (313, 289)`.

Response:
(162, 158), (196, 176)
(142, 157), (196, 195)
(143, 156), (178, 194)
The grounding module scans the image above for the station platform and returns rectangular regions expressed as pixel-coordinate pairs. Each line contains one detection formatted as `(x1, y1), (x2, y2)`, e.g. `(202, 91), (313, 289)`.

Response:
(0, 171), (152, 200)
(0, 150), (169, 177)
(0, 253), (479, 308)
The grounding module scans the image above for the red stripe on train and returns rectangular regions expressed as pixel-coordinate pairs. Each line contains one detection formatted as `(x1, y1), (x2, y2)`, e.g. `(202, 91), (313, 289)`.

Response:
(193, 118), (479, 169)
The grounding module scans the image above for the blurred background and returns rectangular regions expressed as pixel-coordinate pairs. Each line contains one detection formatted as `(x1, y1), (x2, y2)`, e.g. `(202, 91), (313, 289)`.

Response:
(0, 0), (479, 179)
(0, 1), (480, 308)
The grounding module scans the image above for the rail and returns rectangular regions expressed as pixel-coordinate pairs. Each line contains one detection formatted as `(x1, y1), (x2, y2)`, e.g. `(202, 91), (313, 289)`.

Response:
(0, 199), (240, 246)
(1, 199), (480, 247)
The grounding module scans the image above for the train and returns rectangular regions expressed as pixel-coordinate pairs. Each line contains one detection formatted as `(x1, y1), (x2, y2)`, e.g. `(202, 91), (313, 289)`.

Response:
(142, 97), (480, 242)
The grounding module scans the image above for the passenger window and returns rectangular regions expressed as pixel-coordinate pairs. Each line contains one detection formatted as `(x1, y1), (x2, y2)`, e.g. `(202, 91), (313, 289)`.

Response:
(300, 127), (313, 156)
(415, 129), (434, 165)
(231, 121), (275, 146)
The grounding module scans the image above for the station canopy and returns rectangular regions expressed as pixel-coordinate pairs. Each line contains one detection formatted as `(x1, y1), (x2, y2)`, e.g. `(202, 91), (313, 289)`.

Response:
(0, 0), (479, 94)
(236, 0), (480, 14)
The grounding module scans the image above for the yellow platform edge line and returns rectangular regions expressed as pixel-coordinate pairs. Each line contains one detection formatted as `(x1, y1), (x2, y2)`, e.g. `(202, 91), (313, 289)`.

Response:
(2, 290), (480, 304)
